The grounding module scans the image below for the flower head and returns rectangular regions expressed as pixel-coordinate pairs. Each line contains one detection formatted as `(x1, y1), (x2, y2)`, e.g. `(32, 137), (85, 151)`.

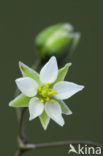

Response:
(9, 56), (84, 130)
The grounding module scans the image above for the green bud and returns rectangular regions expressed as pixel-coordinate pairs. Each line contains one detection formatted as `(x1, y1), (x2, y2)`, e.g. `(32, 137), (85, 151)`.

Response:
(35, 23), (81, 60)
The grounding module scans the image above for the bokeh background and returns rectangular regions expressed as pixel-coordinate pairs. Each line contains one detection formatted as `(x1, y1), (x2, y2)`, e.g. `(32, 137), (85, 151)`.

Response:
(0, 0), (103, 156)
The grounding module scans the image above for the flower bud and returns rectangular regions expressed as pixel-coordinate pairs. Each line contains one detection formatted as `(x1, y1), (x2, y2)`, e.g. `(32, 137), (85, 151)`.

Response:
(35, 23), (81, 60)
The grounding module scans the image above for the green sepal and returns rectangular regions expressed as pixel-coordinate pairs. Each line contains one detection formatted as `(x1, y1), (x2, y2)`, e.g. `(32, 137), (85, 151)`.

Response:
(39, 111), (50, 130)
(19, 61), (42, 86)
(52, 63), (71, 87)
(54, 99), (72, 115)
(71, 33), (81, 51)
(9, 94), (31, 107)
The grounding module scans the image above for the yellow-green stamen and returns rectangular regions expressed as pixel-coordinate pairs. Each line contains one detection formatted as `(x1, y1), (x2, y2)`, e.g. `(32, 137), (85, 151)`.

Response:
(37, 83), (58, 104)
(51, 100), (54, 104)
(41, 99), (44, 103)
(46, 97), (50, 102)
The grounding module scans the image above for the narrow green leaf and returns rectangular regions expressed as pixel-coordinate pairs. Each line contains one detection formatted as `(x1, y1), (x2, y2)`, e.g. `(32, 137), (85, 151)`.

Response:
(9, 94), (31, 107)
(54, 99), (72, 115)
(39, 111), (50, 130)
(19, 61), (42, 86)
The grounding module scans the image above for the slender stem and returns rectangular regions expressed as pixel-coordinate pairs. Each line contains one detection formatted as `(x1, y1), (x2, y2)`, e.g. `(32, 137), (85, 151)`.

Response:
(19, 140), (103, 153)
(15, 108), (28, 156)
(15, 150), (22, 156)
(17, 108), (28, 143)
(30, 141), (103, 150)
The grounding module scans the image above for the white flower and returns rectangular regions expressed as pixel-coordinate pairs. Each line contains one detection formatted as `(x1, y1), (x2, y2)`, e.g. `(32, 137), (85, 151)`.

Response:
(9, 56), (84, 130)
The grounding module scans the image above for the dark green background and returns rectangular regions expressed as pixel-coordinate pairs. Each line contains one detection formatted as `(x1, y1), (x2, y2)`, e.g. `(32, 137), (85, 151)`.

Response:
(0, 1), (103, 156)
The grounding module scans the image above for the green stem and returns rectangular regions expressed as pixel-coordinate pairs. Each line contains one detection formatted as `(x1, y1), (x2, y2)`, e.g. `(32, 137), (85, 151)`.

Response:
(17, 140), (103, 154)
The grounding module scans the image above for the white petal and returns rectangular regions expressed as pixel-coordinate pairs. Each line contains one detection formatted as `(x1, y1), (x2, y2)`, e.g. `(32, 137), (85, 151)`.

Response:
(15, 77), (38, 97)
(40, 56), (58, 84)
(45, 100), (64, 126)
(53, 81), (84, 100)
(29, 97), (44, 120)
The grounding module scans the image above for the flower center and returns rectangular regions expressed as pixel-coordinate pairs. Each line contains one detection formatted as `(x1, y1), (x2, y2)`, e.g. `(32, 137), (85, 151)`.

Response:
(37, 83), (58, 104)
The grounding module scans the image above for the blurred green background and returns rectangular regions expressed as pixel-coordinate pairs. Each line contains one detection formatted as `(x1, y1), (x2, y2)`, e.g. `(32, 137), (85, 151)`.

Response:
(0, 0), (103, 156)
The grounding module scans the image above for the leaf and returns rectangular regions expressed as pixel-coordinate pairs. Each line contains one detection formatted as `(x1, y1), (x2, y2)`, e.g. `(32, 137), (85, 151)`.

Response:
(19, 61), (42, 86)
(39, 111), (50, 130)
(54, 99), (72, 115)
(9, 94), (31, 107)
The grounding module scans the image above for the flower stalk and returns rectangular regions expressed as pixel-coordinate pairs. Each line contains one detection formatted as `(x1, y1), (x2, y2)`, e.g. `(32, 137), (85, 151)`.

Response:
(15, 140), (103, 156)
